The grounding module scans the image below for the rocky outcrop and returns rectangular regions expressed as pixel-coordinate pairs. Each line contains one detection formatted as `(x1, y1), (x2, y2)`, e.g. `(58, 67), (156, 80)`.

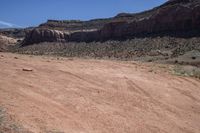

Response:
(22, 0), (200, 46)
(22, 28), (69, 45)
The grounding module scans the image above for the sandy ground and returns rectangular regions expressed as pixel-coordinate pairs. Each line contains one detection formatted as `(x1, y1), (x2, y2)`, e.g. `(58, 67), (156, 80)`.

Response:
(0, 53), (200, 133)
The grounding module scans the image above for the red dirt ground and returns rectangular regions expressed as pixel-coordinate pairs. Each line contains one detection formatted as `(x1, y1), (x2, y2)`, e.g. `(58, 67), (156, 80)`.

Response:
(0, 53), (200, 133)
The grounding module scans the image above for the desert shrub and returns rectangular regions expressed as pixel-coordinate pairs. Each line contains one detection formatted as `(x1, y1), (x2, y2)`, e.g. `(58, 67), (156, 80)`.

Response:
(172, 65), (200, 79)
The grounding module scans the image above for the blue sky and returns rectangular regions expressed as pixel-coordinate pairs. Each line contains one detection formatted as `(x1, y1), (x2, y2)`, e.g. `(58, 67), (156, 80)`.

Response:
(0, 0), (166, 28)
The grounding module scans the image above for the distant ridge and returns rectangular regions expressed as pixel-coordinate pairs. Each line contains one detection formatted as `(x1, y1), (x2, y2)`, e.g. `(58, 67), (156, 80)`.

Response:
(22, 0), (200, 46)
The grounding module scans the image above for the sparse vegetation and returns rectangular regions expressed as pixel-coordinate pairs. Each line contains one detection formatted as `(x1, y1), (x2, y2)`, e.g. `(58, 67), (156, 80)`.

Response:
(0, 107), (5, 126)
(172, 65), (200, 79)
(10, 36), (200, 62)
(45, 130), (64, 133)
(0, 106), (32, 133)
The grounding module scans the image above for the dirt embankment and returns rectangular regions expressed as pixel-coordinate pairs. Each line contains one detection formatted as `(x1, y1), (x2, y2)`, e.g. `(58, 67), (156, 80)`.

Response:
(0, 53), (200, 133)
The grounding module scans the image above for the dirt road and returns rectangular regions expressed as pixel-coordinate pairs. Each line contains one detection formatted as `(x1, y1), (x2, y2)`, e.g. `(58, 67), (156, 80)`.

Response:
(0, 53), (200, 133)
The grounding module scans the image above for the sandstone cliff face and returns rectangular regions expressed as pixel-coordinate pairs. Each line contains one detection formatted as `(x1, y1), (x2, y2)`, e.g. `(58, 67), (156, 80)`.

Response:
(22, 0), (200, 46)
(100, 0), (200, 39)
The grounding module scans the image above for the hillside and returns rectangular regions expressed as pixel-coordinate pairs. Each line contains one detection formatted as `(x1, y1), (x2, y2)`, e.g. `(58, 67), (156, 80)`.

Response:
(0, 28), (28, 38)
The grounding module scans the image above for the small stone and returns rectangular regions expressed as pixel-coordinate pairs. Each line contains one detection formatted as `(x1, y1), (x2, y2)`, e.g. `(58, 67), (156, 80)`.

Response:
(22, 68), (33, 72)
(191, 56), (196, 60)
